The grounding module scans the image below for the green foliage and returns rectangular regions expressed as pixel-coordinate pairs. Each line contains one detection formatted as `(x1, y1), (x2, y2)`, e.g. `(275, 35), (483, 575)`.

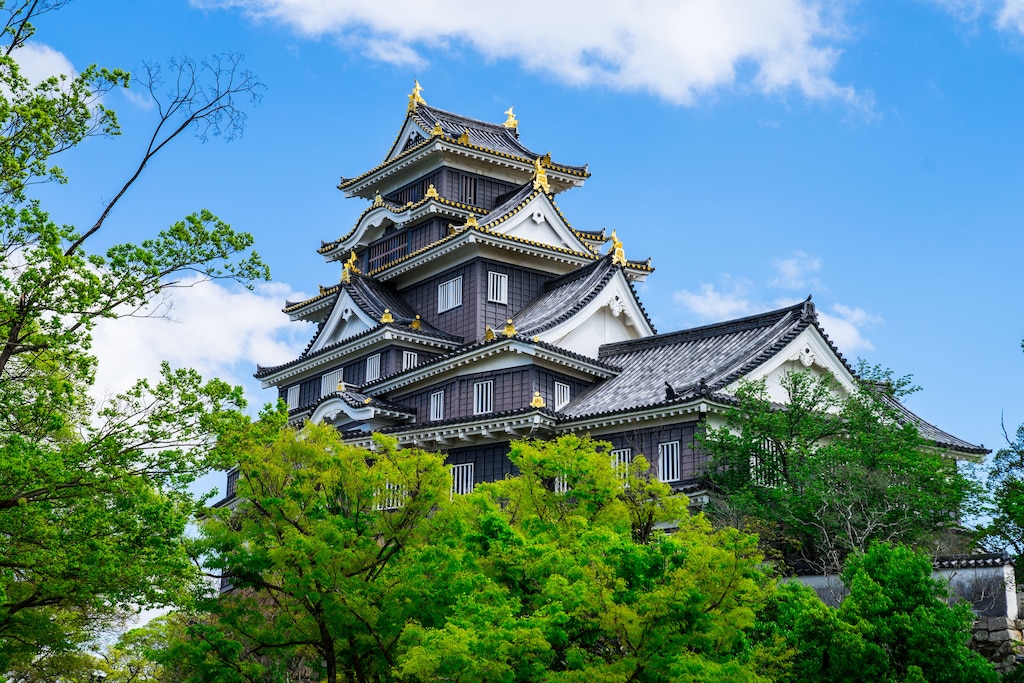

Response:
(754, 543), (996, 683)
(702, 371), (978, 574)
(0, 0), (266, 670)
(180, 431), (776, 683)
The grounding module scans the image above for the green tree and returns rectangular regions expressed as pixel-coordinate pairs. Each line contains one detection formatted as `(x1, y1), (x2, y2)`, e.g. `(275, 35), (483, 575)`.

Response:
(753, 543), (997, 683)
(0, 0), (266, 669)
(702, 370), (977, 575)
(183, 427), (778, 683)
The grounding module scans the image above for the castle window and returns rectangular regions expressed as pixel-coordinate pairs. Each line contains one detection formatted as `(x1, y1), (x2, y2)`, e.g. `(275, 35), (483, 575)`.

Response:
(554, 382), (571, 410)
(473, 380), (493, 414)
(375, 481), (404, 510)
(430, 390), (445, 421)
(402, 351), (418, 370)
(321, 368), (344, 396)
(460, 175), (477, 204)
(611, 448), (632, 479)
(285, 386), (299, 410)
(487, 271), (508, 304)
(438, 276), (463, 313)
(365, 353), (381, 382)
(658, 441), (680, 483)
(451, 463), (474, 497)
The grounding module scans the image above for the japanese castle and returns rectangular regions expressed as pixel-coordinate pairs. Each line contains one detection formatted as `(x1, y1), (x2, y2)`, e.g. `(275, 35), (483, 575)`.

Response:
(241, 82), (985, 501)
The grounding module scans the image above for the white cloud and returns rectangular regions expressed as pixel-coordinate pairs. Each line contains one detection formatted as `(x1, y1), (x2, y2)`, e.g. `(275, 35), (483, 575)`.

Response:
(816, 303), (882, 355)
(10, 41), (75, 84)
(771, 250), (821, 289)
(998, 0), (1024, 31)
(90, 278), (310, 410)
(673, 279), (755, 321)
(192, 0), (859, 105)
(926, 0), (1024, 33)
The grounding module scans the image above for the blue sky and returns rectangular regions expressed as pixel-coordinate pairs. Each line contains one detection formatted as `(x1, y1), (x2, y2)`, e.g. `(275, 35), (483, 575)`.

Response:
(18, 0), (1024, 464)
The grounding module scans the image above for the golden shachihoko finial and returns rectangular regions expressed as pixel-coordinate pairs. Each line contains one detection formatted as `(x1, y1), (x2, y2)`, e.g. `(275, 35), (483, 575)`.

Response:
(408, 79), (426, 112)
(610, 230), (627, 266)
(532, 157), (550, 193)
(530, 391), (545, 408)
(342, 250), (361, 283)
(503, 106), (518, 129)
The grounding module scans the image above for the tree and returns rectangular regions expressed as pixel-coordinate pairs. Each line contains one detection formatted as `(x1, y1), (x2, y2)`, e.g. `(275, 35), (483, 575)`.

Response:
(752, 543), (997, 683)
(701, 370), (978, 575)
(0, 0), (266, 669)
(179, 426), (778, 683)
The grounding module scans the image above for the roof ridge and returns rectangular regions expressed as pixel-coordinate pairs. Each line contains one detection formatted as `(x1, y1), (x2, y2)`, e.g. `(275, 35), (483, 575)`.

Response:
(599, 297), (814, 358)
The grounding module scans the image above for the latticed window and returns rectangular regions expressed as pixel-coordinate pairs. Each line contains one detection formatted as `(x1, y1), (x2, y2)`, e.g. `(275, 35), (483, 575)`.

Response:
(374, 481), (404, 511)
(611, 448), (632, 479)
(285, 386), (299, 410)
(438, 276), (462, 313)
(460, 175), (477, 204)
(430, 391), (445, 421)
(554, 382), (571, 410)
(321, 368), (344, 396)
(553, 477), (570, 494)
(402, 350), (418, 370)
(658, 441), (681, 483)
(487, 271), (508, 304)
(451, 463), (474, 498)
(365, 353), (381, 382)
(473, 381), (493, 414)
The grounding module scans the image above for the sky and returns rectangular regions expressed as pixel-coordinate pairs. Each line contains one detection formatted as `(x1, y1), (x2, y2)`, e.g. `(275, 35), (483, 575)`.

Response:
(16, 0), (1024, 480)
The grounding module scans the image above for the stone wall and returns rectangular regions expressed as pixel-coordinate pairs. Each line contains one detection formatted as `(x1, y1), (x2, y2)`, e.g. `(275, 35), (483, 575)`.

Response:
(970, 615), (1024, 675)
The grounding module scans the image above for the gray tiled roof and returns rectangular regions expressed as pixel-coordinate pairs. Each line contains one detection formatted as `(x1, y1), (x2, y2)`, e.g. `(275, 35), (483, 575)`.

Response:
(511, 255), (655, 338)
(410, 104), (588, 173)
(878, 392), (989, 455)
(478, 183), (537, 227)
(563, 300), (817, 418)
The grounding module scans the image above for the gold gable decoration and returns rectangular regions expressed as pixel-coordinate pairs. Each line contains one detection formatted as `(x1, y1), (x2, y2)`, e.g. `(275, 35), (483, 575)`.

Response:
(342, 250), (361, 283)
(373, 191), (383, 208)
(425, 183), (439, 199)
(532, 157), (550, 193)
(458, 129), (470, 144)
(411, 315), (422, 330)
(464, 214), (479, 229)
(380, 308), (394, 323)
(610, 230), (627, 266)
(503, 106), (518, 130)
(337, 379), (346, 392)
(484, 325), (495, 341)
(430, 121), (444, 137)
(530, 391), (546, 408)
(503, 319), (516, 337)
(408, 79), (426, 112)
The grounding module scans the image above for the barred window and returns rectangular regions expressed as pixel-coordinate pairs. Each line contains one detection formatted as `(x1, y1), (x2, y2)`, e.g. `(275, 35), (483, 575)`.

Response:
(553, 477), (570, 494)
(451, 463), (474, 497)
(554, 382), (571, 410)
(438, 276), (463, 313)
(321, 368), (344, 396)
(365, 353), (381, 382)
(402, 350), (418, 370)
(658, 442), (681, 483)
(611, 448), (632, 479)
(487, 271), (508, 304)
(374, 481), (404, 511)
(285, 386), (299, 410)
(473, 381), (493, 414)
(460, 175), (477, 204)
(430, 391), (445, 421)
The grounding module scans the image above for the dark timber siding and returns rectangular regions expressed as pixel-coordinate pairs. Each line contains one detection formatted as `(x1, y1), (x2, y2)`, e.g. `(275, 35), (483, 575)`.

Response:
(444, 442), (515, 484)
(477, 260), (552, 331)
(400, 263), (479, 341)
(598, 420), (703, 482)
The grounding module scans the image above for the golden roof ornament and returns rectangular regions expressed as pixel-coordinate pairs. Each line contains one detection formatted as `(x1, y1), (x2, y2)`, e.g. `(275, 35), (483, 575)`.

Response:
(503, 106), (518, 129)
(610, 230), (627, 266)
(337, 379), (346, 392)
(532, 157), (550, 193)
(458, 128), (470, 144)
(430, 121), (444, 137)
(411, 314), (422, 330)
(503, 319), (516, 337)
(484, 325), (495, 341)
(425, 183), (439, 199)
(364, 397), (372, 405)
(408, 79), (426, 112)
(542, 152), (551, 166)
(342, 250), (361, 283)
(464, 214), (479, 229)
(380, 308), (394, 323)
(373, 191), (384, 208)
(533, 335), (540, 342)
(530, 391), (546, 408)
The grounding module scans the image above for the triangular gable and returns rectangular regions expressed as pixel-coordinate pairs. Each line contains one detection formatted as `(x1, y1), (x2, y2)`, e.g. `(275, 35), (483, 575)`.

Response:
(732, 325), (858, 403)
(385, 116), (430, 162)
(307, 289), (378, 355)
(483, 191), (593, 255)
(536, 271), (654, 359)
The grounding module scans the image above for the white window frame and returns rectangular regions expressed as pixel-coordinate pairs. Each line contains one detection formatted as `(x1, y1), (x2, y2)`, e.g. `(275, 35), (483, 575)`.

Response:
(365, 353), (381, 382)
(285, 386), (300, 410)
(437, 276), (463, 313)
(451, 463), (474, 498)
(658, 441), (681, 483)
(430, 390), (445, 421)
(473, 380), (493, 415)
(321, 368), (344, 397)
(487, 271), (508, 304)
(402, 350), (418, 371)
(611, 448), (632, 479)
(553, 477), (570, 494)
(374, 481), (404, 511)
(554, 382), (571, 411)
